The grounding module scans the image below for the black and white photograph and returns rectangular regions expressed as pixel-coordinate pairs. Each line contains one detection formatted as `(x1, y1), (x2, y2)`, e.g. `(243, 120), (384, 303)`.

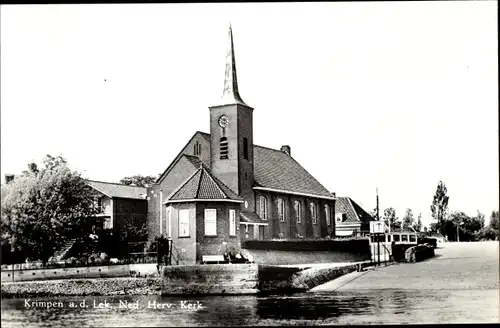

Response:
(1, 2), (498, 327)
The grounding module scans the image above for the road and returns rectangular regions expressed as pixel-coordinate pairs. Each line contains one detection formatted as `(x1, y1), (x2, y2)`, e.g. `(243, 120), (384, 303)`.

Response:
(311, 241), (499, 291)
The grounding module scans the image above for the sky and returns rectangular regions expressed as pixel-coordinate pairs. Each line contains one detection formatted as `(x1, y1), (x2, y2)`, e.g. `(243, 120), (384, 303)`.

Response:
(1, 2), (498, 227)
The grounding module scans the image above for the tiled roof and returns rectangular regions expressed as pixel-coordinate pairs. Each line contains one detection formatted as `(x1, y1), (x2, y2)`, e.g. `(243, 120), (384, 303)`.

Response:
(253, 145), (332, 198)
(183, 154), (203, 167)
(350, 199), (374, 224)
(196, 132), (332, 199)
(86, 180), (147, 200)
(156, 132), (210, 184)
(240, 211), (269, 224)
(335, 197), (374, 225)
(166, 165), (243, 203)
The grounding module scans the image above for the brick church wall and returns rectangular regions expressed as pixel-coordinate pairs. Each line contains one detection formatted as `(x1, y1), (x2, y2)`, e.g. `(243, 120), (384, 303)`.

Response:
(195, 202), (241, 262)
(147, 154), (203, 239)
(254, 191), (335, 240)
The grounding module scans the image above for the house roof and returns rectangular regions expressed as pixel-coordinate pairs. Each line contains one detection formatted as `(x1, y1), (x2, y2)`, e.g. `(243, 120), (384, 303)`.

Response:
(183, 154), (203, 167)
(165, 165), (243, 203)
(193, 132), (332, 199)
(240, 211), (268, 225)
(390, 227), (418, 234)
(335, 197), (374, 224)
(86, 180), (147, 200)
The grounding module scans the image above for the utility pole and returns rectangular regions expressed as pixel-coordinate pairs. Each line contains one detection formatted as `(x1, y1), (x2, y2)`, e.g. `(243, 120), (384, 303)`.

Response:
(376, 187), (380, 221)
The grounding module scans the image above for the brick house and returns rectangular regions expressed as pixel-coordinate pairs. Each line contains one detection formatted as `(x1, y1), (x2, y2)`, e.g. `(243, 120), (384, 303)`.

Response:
(86, 180), (148, 241)
(334, 197), (375, 237)
(147, 26), (335, 264)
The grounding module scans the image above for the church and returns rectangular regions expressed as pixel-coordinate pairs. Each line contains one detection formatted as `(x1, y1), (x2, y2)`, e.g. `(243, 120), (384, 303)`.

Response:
(146, 26), (336, 264)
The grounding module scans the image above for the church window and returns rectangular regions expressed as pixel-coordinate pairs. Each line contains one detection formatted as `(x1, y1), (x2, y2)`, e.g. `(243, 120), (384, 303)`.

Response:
(220, 137), (228, 159)
(259, 196), (268, 220)
(325, 204), (331, 226)
(278, 198), (285, 222)
(179, 209), (190, 237)
(204, 209), (217, 236)
(294, 200), (302, 223)
(310, 202), (317, 224)
(243, 137), (248, 160)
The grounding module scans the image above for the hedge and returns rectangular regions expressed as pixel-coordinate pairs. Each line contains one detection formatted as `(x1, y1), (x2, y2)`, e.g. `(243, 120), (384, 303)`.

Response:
(241, 239), (370, 253)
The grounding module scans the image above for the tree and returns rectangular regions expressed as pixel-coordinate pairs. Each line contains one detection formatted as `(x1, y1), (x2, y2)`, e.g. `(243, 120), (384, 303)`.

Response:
(1, 155), (98, 264)
(447, 211), (485, 242)
(402, 208), (415, 230)
(429, 222), (439, 234)
(489, 210), (499, 230)
(382, 207), (400, 231)
(475, 226), (498, 241)
(430, 181), (449, 236)
(413, 213), (423, 232)
(120, 175), (157, 187)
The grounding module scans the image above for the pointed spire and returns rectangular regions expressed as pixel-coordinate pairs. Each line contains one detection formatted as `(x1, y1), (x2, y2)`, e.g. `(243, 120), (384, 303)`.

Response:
(219, 24), (248, 107)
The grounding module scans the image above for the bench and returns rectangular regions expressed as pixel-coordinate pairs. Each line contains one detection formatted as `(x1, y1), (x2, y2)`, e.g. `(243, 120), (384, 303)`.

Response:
(201, 255), (226, 264)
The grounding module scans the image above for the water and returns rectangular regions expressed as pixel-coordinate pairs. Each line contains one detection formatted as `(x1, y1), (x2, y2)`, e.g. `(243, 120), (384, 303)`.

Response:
(2, 289), (498, 327)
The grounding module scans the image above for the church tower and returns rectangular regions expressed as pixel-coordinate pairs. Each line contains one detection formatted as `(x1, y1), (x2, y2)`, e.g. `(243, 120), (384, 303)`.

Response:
(209, 25), (255, 211)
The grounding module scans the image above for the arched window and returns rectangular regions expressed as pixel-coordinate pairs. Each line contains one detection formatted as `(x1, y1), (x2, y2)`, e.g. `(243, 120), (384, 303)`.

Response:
(259, 196), (268, 220)
(325, 204), (331, 226)
(310, 202), (317, 224)
(277, 198), (285, 222)
(294, 200), (302, 223)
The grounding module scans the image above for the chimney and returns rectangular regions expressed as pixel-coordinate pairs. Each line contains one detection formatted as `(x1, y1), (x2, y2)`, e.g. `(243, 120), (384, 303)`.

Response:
(280, 145), (291, 156)
(5, 174), (14, 184)
(331, 192), (336, 198)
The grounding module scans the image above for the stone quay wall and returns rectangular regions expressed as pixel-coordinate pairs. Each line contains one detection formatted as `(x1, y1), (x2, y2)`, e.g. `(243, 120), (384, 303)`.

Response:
(161, 262), (370, 295)
(1, 277), (163, 298)
(1, 263), (158, 283)
(161, 264), (259, 295)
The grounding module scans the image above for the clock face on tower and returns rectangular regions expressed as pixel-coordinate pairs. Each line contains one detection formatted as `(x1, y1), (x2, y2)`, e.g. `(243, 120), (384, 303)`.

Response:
(218, 115), (229, 128)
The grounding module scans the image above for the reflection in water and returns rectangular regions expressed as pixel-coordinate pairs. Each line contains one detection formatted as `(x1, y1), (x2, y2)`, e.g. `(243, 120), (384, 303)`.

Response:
(1, 289), (498, 327)
(256, 293), (373, 320)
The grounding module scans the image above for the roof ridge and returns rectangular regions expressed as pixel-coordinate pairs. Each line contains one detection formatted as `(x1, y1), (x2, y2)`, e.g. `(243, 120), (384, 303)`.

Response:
(156, 131), (209, 184)
(204, 168), (228, 199)
(86, 179), (147, 189)
(253, 144), (281, 152)
(195, 167), (204, 199)
(164, 167), (202, 202)
(347, 198), (360, 222)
